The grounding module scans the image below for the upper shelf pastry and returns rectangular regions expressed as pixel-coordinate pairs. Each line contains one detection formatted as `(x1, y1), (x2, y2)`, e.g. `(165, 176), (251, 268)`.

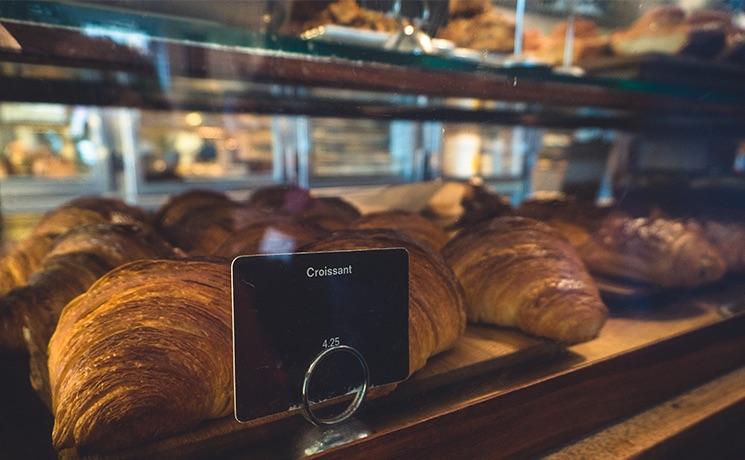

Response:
(443, 216), (607, 343)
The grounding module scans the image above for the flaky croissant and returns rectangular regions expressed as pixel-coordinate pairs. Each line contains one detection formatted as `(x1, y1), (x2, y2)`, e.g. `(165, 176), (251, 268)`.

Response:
(352, 210), (450, 252)
(0, 197), (149, 298)
(213, 218), (326, 258)
(302, 229), (466, 373)
(443, 217), (607, 343)
(49, 259), (232, 451)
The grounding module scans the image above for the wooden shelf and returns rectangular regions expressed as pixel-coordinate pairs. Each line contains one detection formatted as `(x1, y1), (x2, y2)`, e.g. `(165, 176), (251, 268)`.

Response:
(39, 280), (745, 459)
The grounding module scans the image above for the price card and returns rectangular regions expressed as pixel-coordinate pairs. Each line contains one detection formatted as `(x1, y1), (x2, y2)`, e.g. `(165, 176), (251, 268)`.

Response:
(232, 248), (409, 422)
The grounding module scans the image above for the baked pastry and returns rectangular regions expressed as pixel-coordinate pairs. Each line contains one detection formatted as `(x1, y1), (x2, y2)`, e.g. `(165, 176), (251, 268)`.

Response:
(444, 217), (606, 343)
(0, 234), (55, 296)
(303, 229), (466, 373)
(611, 6), (689, 56)
(302, 0), (404, 33)
(438, 9), (515, 53)
(155, 189), (235, 230)
(352, 210), (449, 252)
(160, 201), (274, 255)
(298, 196), (360, 231)
(520, 198), (727, 288)
(0, 224), (176, 362)
(582, 214), (727, 287)
(49, 259), (232, 451)
(449, 0), (490, 18)
(693, 219), (745, 272)
(532, 18), (610, 65)
(423, 182), (514, 231)
(0, 197), (149, 297)
(34, 196), (148, 236)
(247, 184), (313, 213)
(213, 219), (326, 258)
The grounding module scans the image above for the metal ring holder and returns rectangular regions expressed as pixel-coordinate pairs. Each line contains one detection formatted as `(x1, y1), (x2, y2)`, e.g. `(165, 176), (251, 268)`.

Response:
(301, 345), (370, 426)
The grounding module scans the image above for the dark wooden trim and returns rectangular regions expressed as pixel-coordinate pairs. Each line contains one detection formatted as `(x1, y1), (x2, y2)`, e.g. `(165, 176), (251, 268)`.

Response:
(2, 20), (745, 129)
(316, 313), (745, 460)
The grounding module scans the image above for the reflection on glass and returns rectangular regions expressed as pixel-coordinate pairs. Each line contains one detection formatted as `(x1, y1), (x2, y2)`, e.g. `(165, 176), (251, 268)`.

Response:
(138, 112), (273, 182)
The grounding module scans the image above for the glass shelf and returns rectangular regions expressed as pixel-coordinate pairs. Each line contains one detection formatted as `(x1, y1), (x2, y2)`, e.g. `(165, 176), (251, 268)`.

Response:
(0, 1), (744, 134)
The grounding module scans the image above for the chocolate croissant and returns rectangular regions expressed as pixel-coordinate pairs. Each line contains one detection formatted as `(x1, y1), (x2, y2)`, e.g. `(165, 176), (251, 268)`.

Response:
(213, 218), (326, 258)
(520, 198), (727, 288)
(352, 210), (450, 252)
(582, 214), (727, 288)
(302, 229), (466, 373)
(49, 259), (232, 451)
(443, 217), (607, 343)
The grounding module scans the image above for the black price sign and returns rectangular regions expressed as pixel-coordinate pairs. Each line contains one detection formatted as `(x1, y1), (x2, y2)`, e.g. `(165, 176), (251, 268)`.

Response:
(232, 248), (409, 423)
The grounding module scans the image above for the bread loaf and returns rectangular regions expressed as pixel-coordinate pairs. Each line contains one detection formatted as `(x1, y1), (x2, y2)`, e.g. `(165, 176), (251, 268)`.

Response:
(443, 217), (607, 343)
(352, 210), (449, 252)
(302, 229), (466, 373)
(49, 259), (232, 451)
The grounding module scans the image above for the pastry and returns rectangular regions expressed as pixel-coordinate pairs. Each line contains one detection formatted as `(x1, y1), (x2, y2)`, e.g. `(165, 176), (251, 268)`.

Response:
(302, 0), (404, 33)
(352, 210), (449, 252)
(155, 189), (235, 230)
(532, 18), (610, 65)
(160, 201), (274, 255)
(423, 182), (513, 231)
(49, 259), (232, 451)
(520, 198), (727, 288)
(0, 224), (176, 360)
(443, 217), (607, 343)
(0, 197), (149, 297)
(298, 196), (360, 231)
(438, 9), (515, 53)
(213, 219), (326, 258)
(303, 229), (466, 373)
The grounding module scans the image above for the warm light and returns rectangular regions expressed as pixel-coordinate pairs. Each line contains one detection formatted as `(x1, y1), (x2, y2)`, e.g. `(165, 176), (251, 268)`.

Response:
(225, 138), (239, 150)
(403, 25), (415, 35)
(184, 112), (203, 127)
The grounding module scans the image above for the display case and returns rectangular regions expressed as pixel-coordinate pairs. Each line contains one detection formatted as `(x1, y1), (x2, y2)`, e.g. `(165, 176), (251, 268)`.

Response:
(1, 1), (744, 459)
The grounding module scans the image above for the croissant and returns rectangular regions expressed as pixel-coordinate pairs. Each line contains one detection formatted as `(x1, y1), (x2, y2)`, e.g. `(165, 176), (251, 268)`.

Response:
(246, 184), (312, 213)
(423, 182), (513, 231)
(352, 210), (449, 252)
(582, 214), (727, 287)
(302, 229), (466, 373)
(160, 201), (274, 255)
(49, 259), (232, 451)
(155, 189), (235, 230)
(694, 219), (745, 272)
(443, 217), (607, 343)
(0, 224), (175, 358)
(0, 197), (149, 297)
(298, 196), (360, 231)
(34, 196), (148, 236)
(213, 218), (326, 258)
(520, 198), (727, 288)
